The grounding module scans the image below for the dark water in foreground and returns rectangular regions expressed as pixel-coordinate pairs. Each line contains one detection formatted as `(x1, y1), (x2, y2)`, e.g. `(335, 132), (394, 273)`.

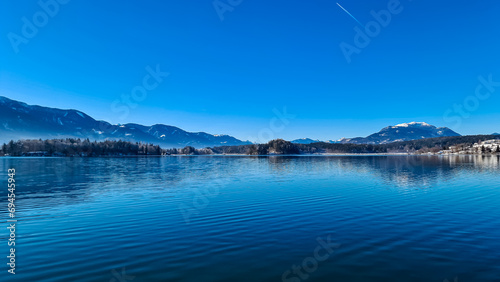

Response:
(1, 155), (499, 281)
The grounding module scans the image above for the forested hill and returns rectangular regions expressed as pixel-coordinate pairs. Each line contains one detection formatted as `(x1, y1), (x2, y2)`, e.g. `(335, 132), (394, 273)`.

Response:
(211, 135), (500, 155)
(1, 135), (499, 157)
(0, 139), (163, 157)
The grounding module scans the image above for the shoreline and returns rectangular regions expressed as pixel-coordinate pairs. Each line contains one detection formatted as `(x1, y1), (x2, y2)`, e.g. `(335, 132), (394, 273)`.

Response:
(1, 153), (499, 158)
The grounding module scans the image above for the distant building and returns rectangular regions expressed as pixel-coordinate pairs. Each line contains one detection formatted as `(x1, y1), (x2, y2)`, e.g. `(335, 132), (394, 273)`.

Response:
(443, 139), (500, 155)
(472, 139), (500, 153)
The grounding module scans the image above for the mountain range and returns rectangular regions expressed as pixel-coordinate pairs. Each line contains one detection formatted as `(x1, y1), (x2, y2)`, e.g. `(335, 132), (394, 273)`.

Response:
(1, 96), (495, 147)
(290, 138), (321, 144)
(337, 122), (461, 144)
(0, 96), (251, 148)
(292, 122), (462, 145)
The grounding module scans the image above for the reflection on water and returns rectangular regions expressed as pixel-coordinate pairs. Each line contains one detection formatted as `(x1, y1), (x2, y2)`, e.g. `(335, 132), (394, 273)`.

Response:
(265, 155), (500, 188)
(5, 155), (500, 197)
(0, 155), (499, 281)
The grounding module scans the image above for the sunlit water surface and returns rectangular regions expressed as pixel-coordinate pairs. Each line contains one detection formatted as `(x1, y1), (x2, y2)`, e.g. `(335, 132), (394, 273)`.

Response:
(1, 155), (499, 281)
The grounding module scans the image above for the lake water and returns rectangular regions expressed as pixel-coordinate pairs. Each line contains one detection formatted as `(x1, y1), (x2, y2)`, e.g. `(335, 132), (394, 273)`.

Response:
(1, 155), (500, 281)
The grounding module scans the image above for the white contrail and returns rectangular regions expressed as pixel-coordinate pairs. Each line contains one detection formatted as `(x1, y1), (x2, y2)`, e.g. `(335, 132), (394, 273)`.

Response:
(336, 2), (364, 27)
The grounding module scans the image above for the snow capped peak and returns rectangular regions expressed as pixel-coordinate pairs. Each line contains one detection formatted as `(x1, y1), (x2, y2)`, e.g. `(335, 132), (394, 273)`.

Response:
(394, 122), (432, 128)
(290, 138), (322, 144)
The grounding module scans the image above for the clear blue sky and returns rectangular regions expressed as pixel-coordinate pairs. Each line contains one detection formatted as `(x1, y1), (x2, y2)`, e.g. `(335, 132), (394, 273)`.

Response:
(1, 0), (499, 142)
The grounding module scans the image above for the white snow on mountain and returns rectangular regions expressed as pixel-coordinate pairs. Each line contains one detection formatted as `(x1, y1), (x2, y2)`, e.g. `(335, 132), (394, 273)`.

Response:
(394, 122), (432, 128)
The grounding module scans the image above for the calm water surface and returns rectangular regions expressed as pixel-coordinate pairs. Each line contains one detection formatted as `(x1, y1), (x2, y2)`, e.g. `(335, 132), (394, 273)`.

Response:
(1, 155), (499, 281)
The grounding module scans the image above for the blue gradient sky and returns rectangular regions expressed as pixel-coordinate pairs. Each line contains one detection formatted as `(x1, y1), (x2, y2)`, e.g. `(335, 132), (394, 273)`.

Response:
(1, 0), (500, 141)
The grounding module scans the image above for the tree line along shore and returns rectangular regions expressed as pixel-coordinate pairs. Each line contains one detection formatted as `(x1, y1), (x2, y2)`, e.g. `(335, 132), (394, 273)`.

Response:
(1, 135), (499, 157)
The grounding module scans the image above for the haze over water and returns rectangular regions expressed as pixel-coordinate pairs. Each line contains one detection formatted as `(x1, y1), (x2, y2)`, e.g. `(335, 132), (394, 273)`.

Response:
(1, 155), (500, 281)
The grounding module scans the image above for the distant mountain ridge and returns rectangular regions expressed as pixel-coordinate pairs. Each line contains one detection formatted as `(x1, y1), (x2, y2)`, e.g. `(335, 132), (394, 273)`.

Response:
(0, 96), (251, 148)
(336, 122), (460, 144)
(291, 138), (321, 144)
(291, 122), (461, 145)
(0, 97), (478, 147)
